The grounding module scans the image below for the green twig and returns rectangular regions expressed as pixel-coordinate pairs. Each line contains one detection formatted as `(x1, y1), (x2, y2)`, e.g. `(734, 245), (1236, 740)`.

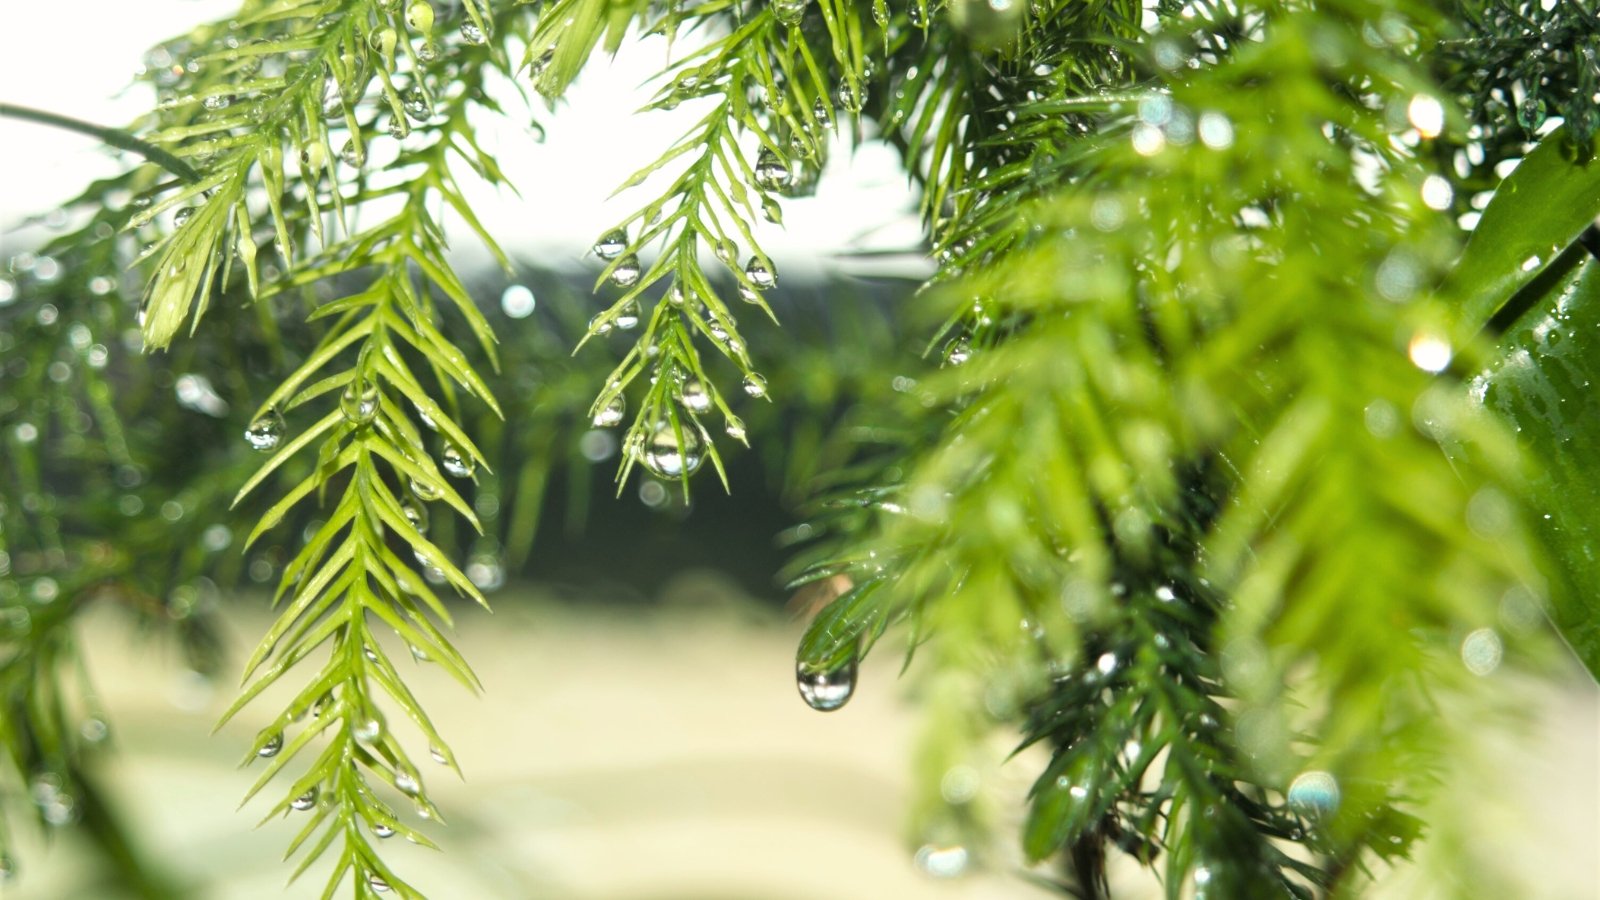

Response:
(0, 102), (201, 183)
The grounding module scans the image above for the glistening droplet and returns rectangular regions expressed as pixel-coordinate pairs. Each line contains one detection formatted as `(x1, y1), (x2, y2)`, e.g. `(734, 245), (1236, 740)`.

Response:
(258, 732), (283, 758)
(742, 373), (767, 398)
(754, 148), (791, 191)
(680, 378), (712, 413)
(291, 787), (318, 811)
(943, 337), (972, 366)
(441, 443), (474, 478)
(796, 657), (857, 711)
(594, 229), (627, 259)
(373, 821), (396, 839)
(369, 873), (391, 893)
(340, 382), (379, 425)
(244, 410), (285, 452)
(639, 421), (704, 478)
(744, 257), (776, 290)
(610, 254), (641, 287)
(594, 394), (626, 427)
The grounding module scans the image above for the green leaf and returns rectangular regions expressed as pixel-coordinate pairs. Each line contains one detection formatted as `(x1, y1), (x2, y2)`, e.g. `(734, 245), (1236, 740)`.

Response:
(1448, 125), (1600, 329)
(1483, 253), (1600, 679)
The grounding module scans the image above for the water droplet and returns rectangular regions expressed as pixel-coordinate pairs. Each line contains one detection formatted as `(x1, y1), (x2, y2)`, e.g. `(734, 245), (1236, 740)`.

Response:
(401, 497), (430, 534)
(339, 138), (365, 167)
(429, 744), (448, 764)
(737, 285), (760, 305)
(369, 873), (391, 893)
(772, 0), (809, 24)
(1517, 96), (1544, 131)
(639, 421), (704, 478)
(838, 78), (865, 112)
(353, 718), (382, 743)
(589, 314), (614, 336)
(742, 373), (768, 398)
(594, 394), (626, 427)
(244, 410), (285, 452)
(441, 443), (474, 478)
(409, 643), (431, 662)
(409, 477), (443, 502)
(395, 770), (421, 795)
(258, 732), (283, 757)
(416, 40), (440, 62)
(460, 20), (486, 43)
(406, 0), (435, 32)
(609, 254), (641, 287)
(291, 787), (318, 811)
(714, 239), (737, 265)
(202, 93), (231, 111)
(616, 300), (641, 330)
(373, 821), (396, 839)
(1287, 770), (1341, 815)
(173, 206), (195, 228)
(754, 148), (791, 191)
(811, 98), (832, 130)
(680, 378), (712, 413)
(403, 86), (432, 121)
(796, 657), (857, 711)
(340, 382), (379, 426)
(594, 229), (627, 259)
(744, 257), (776, 290)
(529, 48), (555, 81)
(725, 416), (747, 440)
(943, 336), (972, 366)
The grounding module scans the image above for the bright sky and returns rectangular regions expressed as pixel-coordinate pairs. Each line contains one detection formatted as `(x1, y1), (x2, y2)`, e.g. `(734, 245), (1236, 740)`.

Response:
(0, 1), (927, 281)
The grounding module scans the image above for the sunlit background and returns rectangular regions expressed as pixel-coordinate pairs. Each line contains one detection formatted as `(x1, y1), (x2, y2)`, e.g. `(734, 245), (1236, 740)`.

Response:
(1, 3), (1597, 899)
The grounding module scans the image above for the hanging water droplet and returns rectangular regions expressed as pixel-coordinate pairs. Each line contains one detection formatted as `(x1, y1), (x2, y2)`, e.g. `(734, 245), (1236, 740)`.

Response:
(353, 717), (382, 743)
(796, 657), (857, 711)
(639, 421), (705, 478)
(402, 86), (432, 121)
(838, 78), (864, 112)
(441, 443), (474, 478)
(406, 0), (435, 31)
(459, 21), (486, 44)
(340, 382), (380, 425)
(594, 229), (627, 259)
(387, 117), (410, 139)
(339, 138), (365, 167)
(908, 2), (928, 26)
(772, 0), (809, 25)
(616, 300), (642, 330)
(680, 378), (712, 413)
(914, 843), (969, 878)
(742, 373), (768, 398)
(408, 476), (443, 502)
(244, 410), (285, 452)
(291, 787), (318, 811)
(1517, 96), (1544, 131)
(754, 148), (791, 191)
(258, 732), (283, 758)
(943, 336), (972, 366)
(372, 821), (396, 839)
(744, 257), (776, 290)
(395, 770), (421, 795)
(811, 98), (832, 130)
(173, 206), (195, 228)
(707, 316), (729, 342)
(610, 254), (641, 287)
(429, 744), (448, 764)
(594, 394), (626, 427)
(714, 238), (737, 265)
(368, 873), (391, 893)
(401, 497), (430, 534)
(202, 93), (231, 111)
(725, 416), (747, 440)
(409, 643), (431, 662)
(667, 284), (687, 307)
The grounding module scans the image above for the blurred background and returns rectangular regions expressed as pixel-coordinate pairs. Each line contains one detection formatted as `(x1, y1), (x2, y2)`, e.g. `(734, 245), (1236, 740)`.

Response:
(1, 2), (1597, 899)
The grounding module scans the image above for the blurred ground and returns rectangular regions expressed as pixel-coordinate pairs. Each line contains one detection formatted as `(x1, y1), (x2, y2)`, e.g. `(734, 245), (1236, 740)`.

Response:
(7, 575), (1598, 899)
